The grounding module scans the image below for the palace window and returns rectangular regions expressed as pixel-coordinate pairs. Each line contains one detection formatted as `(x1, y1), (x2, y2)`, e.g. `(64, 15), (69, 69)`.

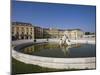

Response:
(21, 27), (24, 31)
(12, 27), (14, 31)
(16, 27), (19, 31)
(26, 28), (29, 31)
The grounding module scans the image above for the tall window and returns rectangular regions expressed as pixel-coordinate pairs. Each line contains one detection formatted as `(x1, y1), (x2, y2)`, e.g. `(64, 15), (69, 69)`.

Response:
(27, 32), (28, 35)
(16, 32), (19, 35)
(21, 27), (24, 32)
(30, 32), (32, 35)
(30, 28), (32, 31)
(22, 32), (24, 35)
(12, 32), (14, 35)
(16, 27), (19, 31)
(12, 27), (14, 32)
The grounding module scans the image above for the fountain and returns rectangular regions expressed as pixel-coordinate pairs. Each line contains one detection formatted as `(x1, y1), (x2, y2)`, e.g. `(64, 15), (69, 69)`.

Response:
(12, 39), (96, 70)
(59, 34), (71, 46)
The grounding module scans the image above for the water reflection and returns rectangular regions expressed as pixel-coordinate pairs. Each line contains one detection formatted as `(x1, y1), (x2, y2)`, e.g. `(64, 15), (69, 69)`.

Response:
(21, 43), (82, 56)
(21, 43), (59, 54)
(19, 43), (96, 58)
(59, 45), (70, 56)
(59, 43), (81, 56)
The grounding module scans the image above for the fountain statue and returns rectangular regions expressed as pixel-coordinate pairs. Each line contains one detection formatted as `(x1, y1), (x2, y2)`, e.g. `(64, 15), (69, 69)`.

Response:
(59, 34), (71, 46)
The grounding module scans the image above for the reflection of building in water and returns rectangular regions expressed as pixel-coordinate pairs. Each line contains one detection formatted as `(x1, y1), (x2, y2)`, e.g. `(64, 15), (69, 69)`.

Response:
(23, 44), (45, 54)
(43, 43), (59, 49)
(23, 46), (35, 54)
(34, 44), (44, 51)
(22, 43), (60, 54)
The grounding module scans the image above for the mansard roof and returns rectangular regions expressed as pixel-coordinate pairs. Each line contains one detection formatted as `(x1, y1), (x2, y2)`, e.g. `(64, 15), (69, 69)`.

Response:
(12, 22), (32, 26)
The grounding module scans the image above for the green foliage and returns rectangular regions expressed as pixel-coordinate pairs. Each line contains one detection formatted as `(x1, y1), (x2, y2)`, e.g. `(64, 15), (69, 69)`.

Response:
(12, 58), (91, 75)
(12, 58), (66, 75)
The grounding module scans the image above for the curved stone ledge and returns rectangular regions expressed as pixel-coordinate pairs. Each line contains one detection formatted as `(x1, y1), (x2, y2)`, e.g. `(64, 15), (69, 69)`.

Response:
(12, 39), (96, 69)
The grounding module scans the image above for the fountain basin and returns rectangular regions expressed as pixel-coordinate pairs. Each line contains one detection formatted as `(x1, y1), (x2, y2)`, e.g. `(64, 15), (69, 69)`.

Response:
(12, 39), (96, 69)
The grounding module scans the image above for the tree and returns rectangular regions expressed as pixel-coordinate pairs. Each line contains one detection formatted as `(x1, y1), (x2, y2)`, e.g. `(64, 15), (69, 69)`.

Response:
(85, 32), (90, 35)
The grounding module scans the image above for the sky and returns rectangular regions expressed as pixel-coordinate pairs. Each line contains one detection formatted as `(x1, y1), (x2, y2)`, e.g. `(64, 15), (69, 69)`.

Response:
(12, 1), (96, 32)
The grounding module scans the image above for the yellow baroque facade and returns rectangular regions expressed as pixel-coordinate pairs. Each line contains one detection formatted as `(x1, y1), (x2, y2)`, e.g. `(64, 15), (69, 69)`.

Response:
(12, 22), (34, 40)
(64, 29), (84, 39)
(12, 22), (84, 40)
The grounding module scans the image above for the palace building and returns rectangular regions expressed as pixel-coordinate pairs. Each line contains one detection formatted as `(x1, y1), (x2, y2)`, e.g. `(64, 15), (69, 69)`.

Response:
(64, 29), (84, 39)
(43, 28), (60, 38)
(12, 22), (84, 40)
(43, 28), (84, 39)
(12, 22), (34, 40)
(34, 26), (43, 39)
